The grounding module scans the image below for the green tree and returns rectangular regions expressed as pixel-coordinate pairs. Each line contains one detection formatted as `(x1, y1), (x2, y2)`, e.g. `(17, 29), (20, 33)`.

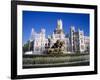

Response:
(23, 40), (30, 53)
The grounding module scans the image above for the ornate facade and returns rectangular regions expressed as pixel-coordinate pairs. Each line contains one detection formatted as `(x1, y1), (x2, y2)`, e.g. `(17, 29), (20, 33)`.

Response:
(27, 19), (89, 54)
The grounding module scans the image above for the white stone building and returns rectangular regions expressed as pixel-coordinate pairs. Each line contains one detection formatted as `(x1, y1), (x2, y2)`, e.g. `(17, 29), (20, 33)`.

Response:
(84, 36), (90, 52)
(29, 28), (48, 54)
(70, 26), (85, 52)
(27, 19), (89, 54)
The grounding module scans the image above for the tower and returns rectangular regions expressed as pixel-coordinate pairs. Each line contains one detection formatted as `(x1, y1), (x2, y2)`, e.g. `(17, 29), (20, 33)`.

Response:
(41, 28), (46, 40)
(78, 29), (85, 52)
(41, 28), (46, 51)
(29, 28), (35, 51)
(70, 26), (75, 52)
(57, 19), (63, 30)
(30, 28), (35, 41)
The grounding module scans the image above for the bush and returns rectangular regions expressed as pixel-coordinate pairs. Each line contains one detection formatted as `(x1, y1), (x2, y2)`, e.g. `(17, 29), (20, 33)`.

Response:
(23, 54), (89, 65)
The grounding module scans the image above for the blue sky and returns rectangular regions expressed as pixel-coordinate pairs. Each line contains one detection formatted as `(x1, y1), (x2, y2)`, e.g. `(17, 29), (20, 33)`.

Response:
(22, 11), (90, 44)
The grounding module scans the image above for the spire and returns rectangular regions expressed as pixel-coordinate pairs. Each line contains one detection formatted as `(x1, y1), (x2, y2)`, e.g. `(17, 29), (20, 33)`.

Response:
(41, 28), (45, 33)
(70, 26), (75, 32)
(31, 28), (34, 34)
(57, 19), (63, 30)
(30, 28), (35, 41)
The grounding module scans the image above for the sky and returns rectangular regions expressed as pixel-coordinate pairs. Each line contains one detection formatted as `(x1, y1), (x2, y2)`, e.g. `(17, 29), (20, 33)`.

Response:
(22, 11), (90, 44)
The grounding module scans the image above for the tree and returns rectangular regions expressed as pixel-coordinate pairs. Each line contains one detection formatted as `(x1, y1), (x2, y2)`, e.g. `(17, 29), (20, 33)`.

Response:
(23, 40), (30, 53)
